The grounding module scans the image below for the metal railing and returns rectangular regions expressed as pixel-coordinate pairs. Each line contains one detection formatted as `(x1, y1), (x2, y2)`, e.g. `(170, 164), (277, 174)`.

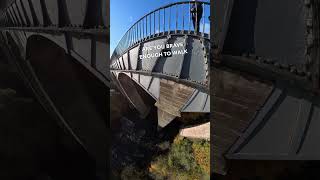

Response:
(111, 1), (210, 61)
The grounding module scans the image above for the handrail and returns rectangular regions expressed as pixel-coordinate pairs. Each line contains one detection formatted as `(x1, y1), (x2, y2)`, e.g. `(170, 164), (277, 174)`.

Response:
(111, 1), (210, 61)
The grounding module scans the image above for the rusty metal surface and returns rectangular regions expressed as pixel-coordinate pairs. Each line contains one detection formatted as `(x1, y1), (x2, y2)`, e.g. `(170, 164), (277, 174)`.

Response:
(155, 79), (195, 127)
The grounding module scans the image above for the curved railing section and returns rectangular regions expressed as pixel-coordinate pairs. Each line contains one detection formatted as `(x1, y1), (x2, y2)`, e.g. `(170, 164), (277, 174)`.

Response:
(111, 1), (210, 61)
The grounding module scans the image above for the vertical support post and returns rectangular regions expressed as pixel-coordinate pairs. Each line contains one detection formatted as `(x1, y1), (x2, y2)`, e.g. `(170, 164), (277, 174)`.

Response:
(128, 28), (131, 47)
(134, 25), (136, 44)
(168, 7), (171, 34)
(11, 6), (21, 26)
(127, 50), (132, 70)
(142, 20), (144, 39)
(153, 12), (155, 35)
(196, 1), (198, 34)
(83, 0), (104, 28)
(149, 14), (151, 37)
(158, 10), (160, 34)
(27, 0), (39, 26)
(188, 2), (192, 34)
(40, 0), (52, 26)
(136, 24), (138, 43)
(136, 23), (139, 42)
(203, 3), (205, 35)
(132, 25), (134, 44)
(143, 18), (145, 39)
(14, 3), (25, 26)
(144, 18), (146, 38)
(7, 9), (16, 26)
(163, 8), (165, 34)
(57, 0), (70, 27)
(139, 22), (141, 41)
(136, 22), (139, 42)
(146, 15), (148, 37)
(182, 4), (185, 32)
(176, 5), (178, 33)
(19, 0), (31, 26)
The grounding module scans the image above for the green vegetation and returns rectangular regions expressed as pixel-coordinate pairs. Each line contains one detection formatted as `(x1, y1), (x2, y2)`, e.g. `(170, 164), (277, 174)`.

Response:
(120, 165), (147, 180)
(192, 139), (210, 175)
(149, 136), (210, 180)
(119, 136), (210, 179)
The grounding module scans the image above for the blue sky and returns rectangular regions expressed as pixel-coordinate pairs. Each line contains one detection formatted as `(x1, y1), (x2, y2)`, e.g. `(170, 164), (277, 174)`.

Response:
(110, 0), (210, 53)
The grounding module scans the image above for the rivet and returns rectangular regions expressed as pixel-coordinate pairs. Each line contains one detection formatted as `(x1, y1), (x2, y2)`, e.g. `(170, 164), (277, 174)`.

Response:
(304, 0), (311, 6)
(290, 66), (297, 73)
(307, 34), (314, 47)
(306, 55), (312, 65)
(306, 72), (312, 79)
(280, 63), (289, 70)
(249, 54), (257, 59)
(242, 52), (248, 57)
(306, 19), (313, 27)
(265, 58), (274, 64)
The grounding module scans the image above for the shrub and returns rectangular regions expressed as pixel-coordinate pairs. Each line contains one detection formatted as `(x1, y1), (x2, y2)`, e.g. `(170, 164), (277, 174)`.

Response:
(149, 136), (210, 180)
(120, 164), (147, 180)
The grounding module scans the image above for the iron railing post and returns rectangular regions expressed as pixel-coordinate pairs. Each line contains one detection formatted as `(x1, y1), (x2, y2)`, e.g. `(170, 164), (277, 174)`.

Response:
(202, 3), (205, 35)
(153, 12), (155, 35)
(163, 8), (165, 34)
(188, 2), (191, 33)
(158, 10), (160, 34)
(176, 4), (178, 33)
(139, 20), (141, 40)
(196, 1), (198, 34)
(149, 14), (151, 37)
(182, 4), (185, 32)
(142, 18), (144, 39)
(168, 7), (171, 33)
(145, 15), (147, 38)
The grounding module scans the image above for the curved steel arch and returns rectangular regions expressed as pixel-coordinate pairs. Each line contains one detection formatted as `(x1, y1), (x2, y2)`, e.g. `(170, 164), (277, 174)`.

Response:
(10, 34), (107, 174)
